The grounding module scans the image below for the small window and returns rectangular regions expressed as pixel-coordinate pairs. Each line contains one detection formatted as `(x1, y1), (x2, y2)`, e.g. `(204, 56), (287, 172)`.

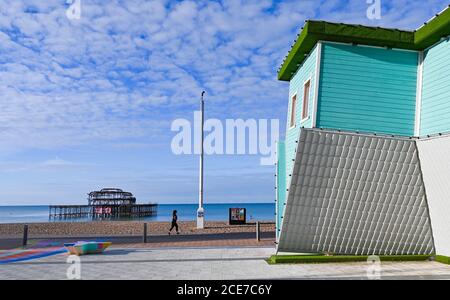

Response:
(289, 94), (297, 128)
(302, 80), (311, 121)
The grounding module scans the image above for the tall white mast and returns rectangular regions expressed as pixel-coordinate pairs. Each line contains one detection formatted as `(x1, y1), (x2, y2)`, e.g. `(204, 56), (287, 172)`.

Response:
(197, 91), (206, 229)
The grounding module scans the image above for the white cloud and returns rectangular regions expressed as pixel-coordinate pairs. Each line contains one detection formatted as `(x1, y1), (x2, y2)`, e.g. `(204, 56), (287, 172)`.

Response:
(1, 0), (449, 205)
(0, 0), (448, 153)
(40, 157), (77, 167)
(0, 156), (90, 173)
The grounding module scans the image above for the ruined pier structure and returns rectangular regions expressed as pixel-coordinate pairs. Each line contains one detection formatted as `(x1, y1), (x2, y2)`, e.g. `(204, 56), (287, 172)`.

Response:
(49, 188), (157, 220)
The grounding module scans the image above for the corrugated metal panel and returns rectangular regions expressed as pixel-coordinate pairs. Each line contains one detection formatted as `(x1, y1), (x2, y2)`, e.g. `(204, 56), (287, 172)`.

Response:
(278, 129), (434, 255)
(420, 39), (450, 135)
(317, 43), (417, 136)
(285, 45), (319, 196)
(417, 135), (450, 257)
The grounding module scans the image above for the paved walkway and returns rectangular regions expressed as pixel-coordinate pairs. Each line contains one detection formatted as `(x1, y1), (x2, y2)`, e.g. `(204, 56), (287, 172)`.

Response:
(0, 232), (275, 250)
(1, 246), (449, 280)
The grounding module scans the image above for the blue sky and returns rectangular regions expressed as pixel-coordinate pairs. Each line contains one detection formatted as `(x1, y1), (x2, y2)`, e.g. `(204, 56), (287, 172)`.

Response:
(0, 0), (448, 205)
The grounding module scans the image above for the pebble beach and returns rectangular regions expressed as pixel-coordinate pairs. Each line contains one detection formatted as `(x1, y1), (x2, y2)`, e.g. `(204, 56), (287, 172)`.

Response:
(0, 221), (275, 238)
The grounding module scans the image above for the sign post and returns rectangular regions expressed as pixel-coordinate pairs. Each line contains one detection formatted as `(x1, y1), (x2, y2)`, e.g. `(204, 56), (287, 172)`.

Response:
(229, 208), (247, 225)
(22, 224), (28, 248)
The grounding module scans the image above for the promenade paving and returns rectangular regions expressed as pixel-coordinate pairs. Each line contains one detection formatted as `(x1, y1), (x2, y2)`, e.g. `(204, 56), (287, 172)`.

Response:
(0, 231), (275, 250)
(1, 246), (450, 280)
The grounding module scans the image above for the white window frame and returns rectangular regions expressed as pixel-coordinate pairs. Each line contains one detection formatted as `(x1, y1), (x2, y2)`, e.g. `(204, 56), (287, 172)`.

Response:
(289, 93), (297, 129)
(301, 77), (312, 123)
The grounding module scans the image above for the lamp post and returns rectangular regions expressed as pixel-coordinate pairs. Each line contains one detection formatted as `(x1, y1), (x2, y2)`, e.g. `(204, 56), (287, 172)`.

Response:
(197, 91), (206, 229)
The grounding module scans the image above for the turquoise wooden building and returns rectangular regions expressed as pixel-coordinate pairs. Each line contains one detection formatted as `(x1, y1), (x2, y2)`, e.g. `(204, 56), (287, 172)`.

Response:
(276, 6), (450, 259)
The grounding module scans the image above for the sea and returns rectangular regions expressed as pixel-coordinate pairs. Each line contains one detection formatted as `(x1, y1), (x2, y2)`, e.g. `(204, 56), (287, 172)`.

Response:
(0, 203), (275, 224)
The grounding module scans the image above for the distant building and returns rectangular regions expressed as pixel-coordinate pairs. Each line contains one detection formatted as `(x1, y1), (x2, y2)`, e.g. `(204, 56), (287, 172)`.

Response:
(276, 7), (450, 259)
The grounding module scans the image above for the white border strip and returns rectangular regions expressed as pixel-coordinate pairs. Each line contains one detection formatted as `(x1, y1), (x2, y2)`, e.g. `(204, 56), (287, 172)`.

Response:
(275, 141), (279, 242)
(312, 41), (322, 128)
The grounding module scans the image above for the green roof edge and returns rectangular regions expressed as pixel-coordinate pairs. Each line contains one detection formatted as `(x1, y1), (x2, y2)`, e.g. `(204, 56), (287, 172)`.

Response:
(278, 6), (450, 81)
(415, 5), (450, 49)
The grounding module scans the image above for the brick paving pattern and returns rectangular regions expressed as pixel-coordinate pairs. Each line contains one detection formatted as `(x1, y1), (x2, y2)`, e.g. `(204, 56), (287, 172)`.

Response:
(1, 247), (450, 280)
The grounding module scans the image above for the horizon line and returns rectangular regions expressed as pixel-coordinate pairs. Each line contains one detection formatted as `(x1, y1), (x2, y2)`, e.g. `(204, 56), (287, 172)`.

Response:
(0, 202), (274, 207)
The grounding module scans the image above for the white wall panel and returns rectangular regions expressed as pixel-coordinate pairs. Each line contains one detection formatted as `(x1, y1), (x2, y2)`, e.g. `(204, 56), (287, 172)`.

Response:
(417, 136), (450, 257)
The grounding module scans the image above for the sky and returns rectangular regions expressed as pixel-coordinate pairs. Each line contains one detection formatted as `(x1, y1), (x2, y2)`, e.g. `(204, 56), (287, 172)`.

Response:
(0, 0), (449, 205)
